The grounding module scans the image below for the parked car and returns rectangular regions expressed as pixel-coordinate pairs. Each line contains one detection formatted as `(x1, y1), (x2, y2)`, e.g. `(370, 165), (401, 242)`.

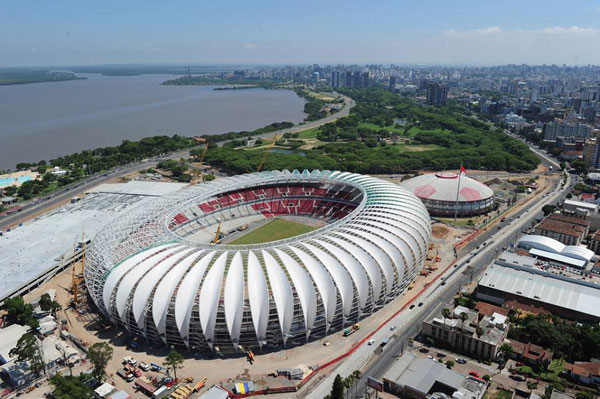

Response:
(139, 362), (150, 372)
(510, 375), (526, 382)
(456, 358), (467, 364)
(367, 339), (375, 346)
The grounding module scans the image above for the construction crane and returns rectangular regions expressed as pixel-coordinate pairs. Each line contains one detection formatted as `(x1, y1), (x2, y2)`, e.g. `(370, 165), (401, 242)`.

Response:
(212, 220), (222, 244)
(256, 133), (281, 172)
(71, 231), (86, 306)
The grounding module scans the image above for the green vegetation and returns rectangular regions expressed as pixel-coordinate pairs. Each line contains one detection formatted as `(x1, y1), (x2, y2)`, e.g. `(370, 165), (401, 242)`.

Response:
(515, 359), (565, 382)
(163, 350), (185, 380)
(49, 374), (94, 399)
(10, 333), (45, 377)
(2, 296), (39, 329)
(508, 313), (600, 362)
(0, 69), (84, 86)
(483, 389), (513, 399)
(87, 342), (113, 383)
(162, 76), (287, 89)
(230, 219), (316, 245)
(157, 158), (192, 182)
(205, 87), (539, 175)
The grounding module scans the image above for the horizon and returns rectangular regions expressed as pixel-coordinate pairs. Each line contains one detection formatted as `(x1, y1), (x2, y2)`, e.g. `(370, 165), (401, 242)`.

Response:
(2, 0), (600, 67)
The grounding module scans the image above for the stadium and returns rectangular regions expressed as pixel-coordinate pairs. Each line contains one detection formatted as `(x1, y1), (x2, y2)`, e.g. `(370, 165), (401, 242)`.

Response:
(401, 172), (495, 217)
(85, 170), (431, 353)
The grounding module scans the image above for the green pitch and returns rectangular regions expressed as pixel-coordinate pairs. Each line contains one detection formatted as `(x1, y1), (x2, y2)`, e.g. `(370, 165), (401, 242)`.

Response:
(229, 218), (316, 245)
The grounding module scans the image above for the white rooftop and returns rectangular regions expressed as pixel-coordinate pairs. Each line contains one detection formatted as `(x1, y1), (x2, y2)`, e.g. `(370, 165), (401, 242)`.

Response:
(0, 324), (30, 364)
(88, 181), (187, 197)
(0, 181), (186, 300)
(479, 263), (600, 319)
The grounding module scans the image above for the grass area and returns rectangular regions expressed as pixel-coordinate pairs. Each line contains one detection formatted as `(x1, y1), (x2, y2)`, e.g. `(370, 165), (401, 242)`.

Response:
(229, 218), (316, 245)
(307, 91), (337, 101)
(297, 127), (320, 139)
(358, 121), (405, 134)
(436, 217), (476, 227)
(515, 359), (565, 382)
(483, 389), (512, 399)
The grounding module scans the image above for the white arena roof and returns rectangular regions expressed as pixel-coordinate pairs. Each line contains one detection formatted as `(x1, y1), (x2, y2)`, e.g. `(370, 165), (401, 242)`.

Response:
(517, 235), (594, 262)
(401, 172), (493, 203)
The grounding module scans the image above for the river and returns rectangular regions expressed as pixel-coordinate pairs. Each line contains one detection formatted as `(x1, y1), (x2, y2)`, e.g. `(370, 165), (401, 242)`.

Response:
(0, 74), (306, 170)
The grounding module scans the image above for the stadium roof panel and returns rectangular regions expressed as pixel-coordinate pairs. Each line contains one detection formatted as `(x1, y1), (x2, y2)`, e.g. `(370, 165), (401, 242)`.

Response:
(85, 170), (432, 351)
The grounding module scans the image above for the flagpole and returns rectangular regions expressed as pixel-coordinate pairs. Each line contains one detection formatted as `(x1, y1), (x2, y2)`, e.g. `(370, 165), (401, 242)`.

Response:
(454, 166), (463, 222)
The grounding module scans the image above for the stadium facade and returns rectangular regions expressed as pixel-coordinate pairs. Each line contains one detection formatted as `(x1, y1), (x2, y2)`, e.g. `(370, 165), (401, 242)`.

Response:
(85, 170), (431, 352)
(401, 172), (495, 217)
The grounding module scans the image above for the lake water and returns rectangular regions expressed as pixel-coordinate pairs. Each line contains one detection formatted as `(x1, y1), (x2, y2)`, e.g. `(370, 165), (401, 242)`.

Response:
(0, 74), (306, 170)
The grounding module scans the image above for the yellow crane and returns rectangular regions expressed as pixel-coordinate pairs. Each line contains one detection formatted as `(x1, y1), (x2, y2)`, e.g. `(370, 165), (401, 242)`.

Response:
(256, 133), (281, 172)
(212, 220), (222, 244)
(71, 231), (86, 306)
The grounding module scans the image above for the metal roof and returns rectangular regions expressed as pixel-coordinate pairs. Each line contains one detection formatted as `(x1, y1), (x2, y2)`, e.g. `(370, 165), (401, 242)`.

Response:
(518, 235), (594, 262)
(479, 264), (600, 318)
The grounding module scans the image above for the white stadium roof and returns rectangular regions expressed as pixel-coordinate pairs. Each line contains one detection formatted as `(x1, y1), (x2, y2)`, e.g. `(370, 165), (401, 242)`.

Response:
(85, 169), (432, 352)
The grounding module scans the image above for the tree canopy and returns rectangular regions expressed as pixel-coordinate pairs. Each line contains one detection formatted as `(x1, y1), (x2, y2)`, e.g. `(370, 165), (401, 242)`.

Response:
(87, 342), (113, 383)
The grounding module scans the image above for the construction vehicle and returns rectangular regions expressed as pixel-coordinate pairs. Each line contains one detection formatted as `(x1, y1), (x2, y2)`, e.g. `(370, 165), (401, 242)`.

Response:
(343, 323), (360, 337)
(212, 220), (222, 244)
(256, 133), (281, 172)
(193, 377), (207, 392)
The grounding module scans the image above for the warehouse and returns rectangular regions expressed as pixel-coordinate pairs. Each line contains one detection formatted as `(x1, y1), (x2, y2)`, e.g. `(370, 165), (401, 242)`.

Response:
(476, 263), (600, 322)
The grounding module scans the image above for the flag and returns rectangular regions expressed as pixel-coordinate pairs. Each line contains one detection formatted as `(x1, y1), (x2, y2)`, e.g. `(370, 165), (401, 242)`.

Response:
(460, 165), (466, 175)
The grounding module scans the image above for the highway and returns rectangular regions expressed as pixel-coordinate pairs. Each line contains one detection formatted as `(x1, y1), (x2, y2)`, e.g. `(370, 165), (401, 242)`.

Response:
(303, 141), (571, 399)
(0, 93), (354, 231)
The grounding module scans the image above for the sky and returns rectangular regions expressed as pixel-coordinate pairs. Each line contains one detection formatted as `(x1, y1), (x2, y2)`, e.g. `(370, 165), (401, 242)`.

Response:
(2, 0), (600, 67)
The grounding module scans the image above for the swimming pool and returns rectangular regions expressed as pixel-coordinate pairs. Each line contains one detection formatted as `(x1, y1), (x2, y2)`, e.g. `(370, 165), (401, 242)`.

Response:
(0, 176), (32, 187)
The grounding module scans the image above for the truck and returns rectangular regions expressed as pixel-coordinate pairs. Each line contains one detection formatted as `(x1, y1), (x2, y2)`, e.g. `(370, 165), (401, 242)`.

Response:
(343, 323), (360, 337)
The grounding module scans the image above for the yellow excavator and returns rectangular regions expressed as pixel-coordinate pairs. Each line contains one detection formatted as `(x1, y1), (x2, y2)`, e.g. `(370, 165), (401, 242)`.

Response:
(212, 220), (222, 244)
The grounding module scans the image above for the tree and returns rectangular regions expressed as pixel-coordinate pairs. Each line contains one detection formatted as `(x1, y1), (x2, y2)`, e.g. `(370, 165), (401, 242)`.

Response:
(476, 326), (484, 338)
(446, 360), (454, 369)
(441, 308), (452, 326)
(87, 342), (113, 383)
(542, 205), (556, 216)
(39, 293), (62, 316)
(3, 296), (39, 329)
(10, 333), (46, 377)
(331, 374), (345, 399)
(164, 350), (184, 381)
(459, 312), (469, 331)
(49, 373), (94, 399)
(500, 343), (513, 358)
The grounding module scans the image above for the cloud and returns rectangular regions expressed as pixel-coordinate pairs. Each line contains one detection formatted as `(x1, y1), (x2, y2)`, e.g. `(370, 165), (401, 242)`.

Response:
(243, 42), (257, 49)
(419, 26), (600, 65)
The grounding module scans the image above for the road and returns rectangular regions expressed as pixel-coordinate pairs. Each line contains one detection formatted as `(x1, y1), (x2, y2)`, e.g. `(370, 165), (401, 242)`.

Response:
(303, 141), (570, 399)
(0, 93), (355, 231)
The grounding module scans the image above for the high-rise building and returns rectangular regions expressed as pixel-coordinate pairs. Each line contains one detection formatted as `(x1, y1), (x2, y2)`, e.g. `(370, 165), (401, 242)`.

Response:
(389, 76), (396, 89)
(543, 121), (591, 141)
(345, 71), (353, 87)
(313, 72), (320, 82)
(331, 71), (340, 88)
(426, 83), (448, 106)
(362, 72), (370, 87)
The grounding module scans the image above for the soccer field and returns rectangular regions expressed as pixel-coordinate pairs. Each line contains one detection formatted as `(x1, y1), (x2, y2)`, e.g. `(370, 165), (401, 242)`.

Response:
(229, 218), (316, 245)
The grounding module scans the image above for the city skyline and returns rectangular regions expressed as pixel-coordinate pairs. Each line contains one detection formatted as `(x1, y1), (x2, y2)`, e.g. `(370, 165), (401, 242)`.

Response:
(3, 0), (600, 67)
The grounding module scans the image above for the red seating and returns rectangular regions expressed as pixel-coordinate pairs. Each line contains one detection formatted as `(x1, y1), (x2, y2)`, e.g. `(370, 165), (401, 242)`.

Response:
(173, 213), (189, 225)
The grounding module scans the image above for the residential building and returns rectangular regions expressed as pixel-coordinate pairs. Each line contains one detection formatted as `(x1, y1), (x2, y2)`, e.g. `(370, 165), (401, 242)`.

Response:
(427, 83), (448, 106)
(0, 324), (30, 364)
(590, 230), (600, 255)
(534, 218), (586, 246)
(331, 71), (340, 88)
(543, 121), (591, 142)
(422, 305), (509, 360)
(564, 362), (600, 385)
(507, 339), (553, 369)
